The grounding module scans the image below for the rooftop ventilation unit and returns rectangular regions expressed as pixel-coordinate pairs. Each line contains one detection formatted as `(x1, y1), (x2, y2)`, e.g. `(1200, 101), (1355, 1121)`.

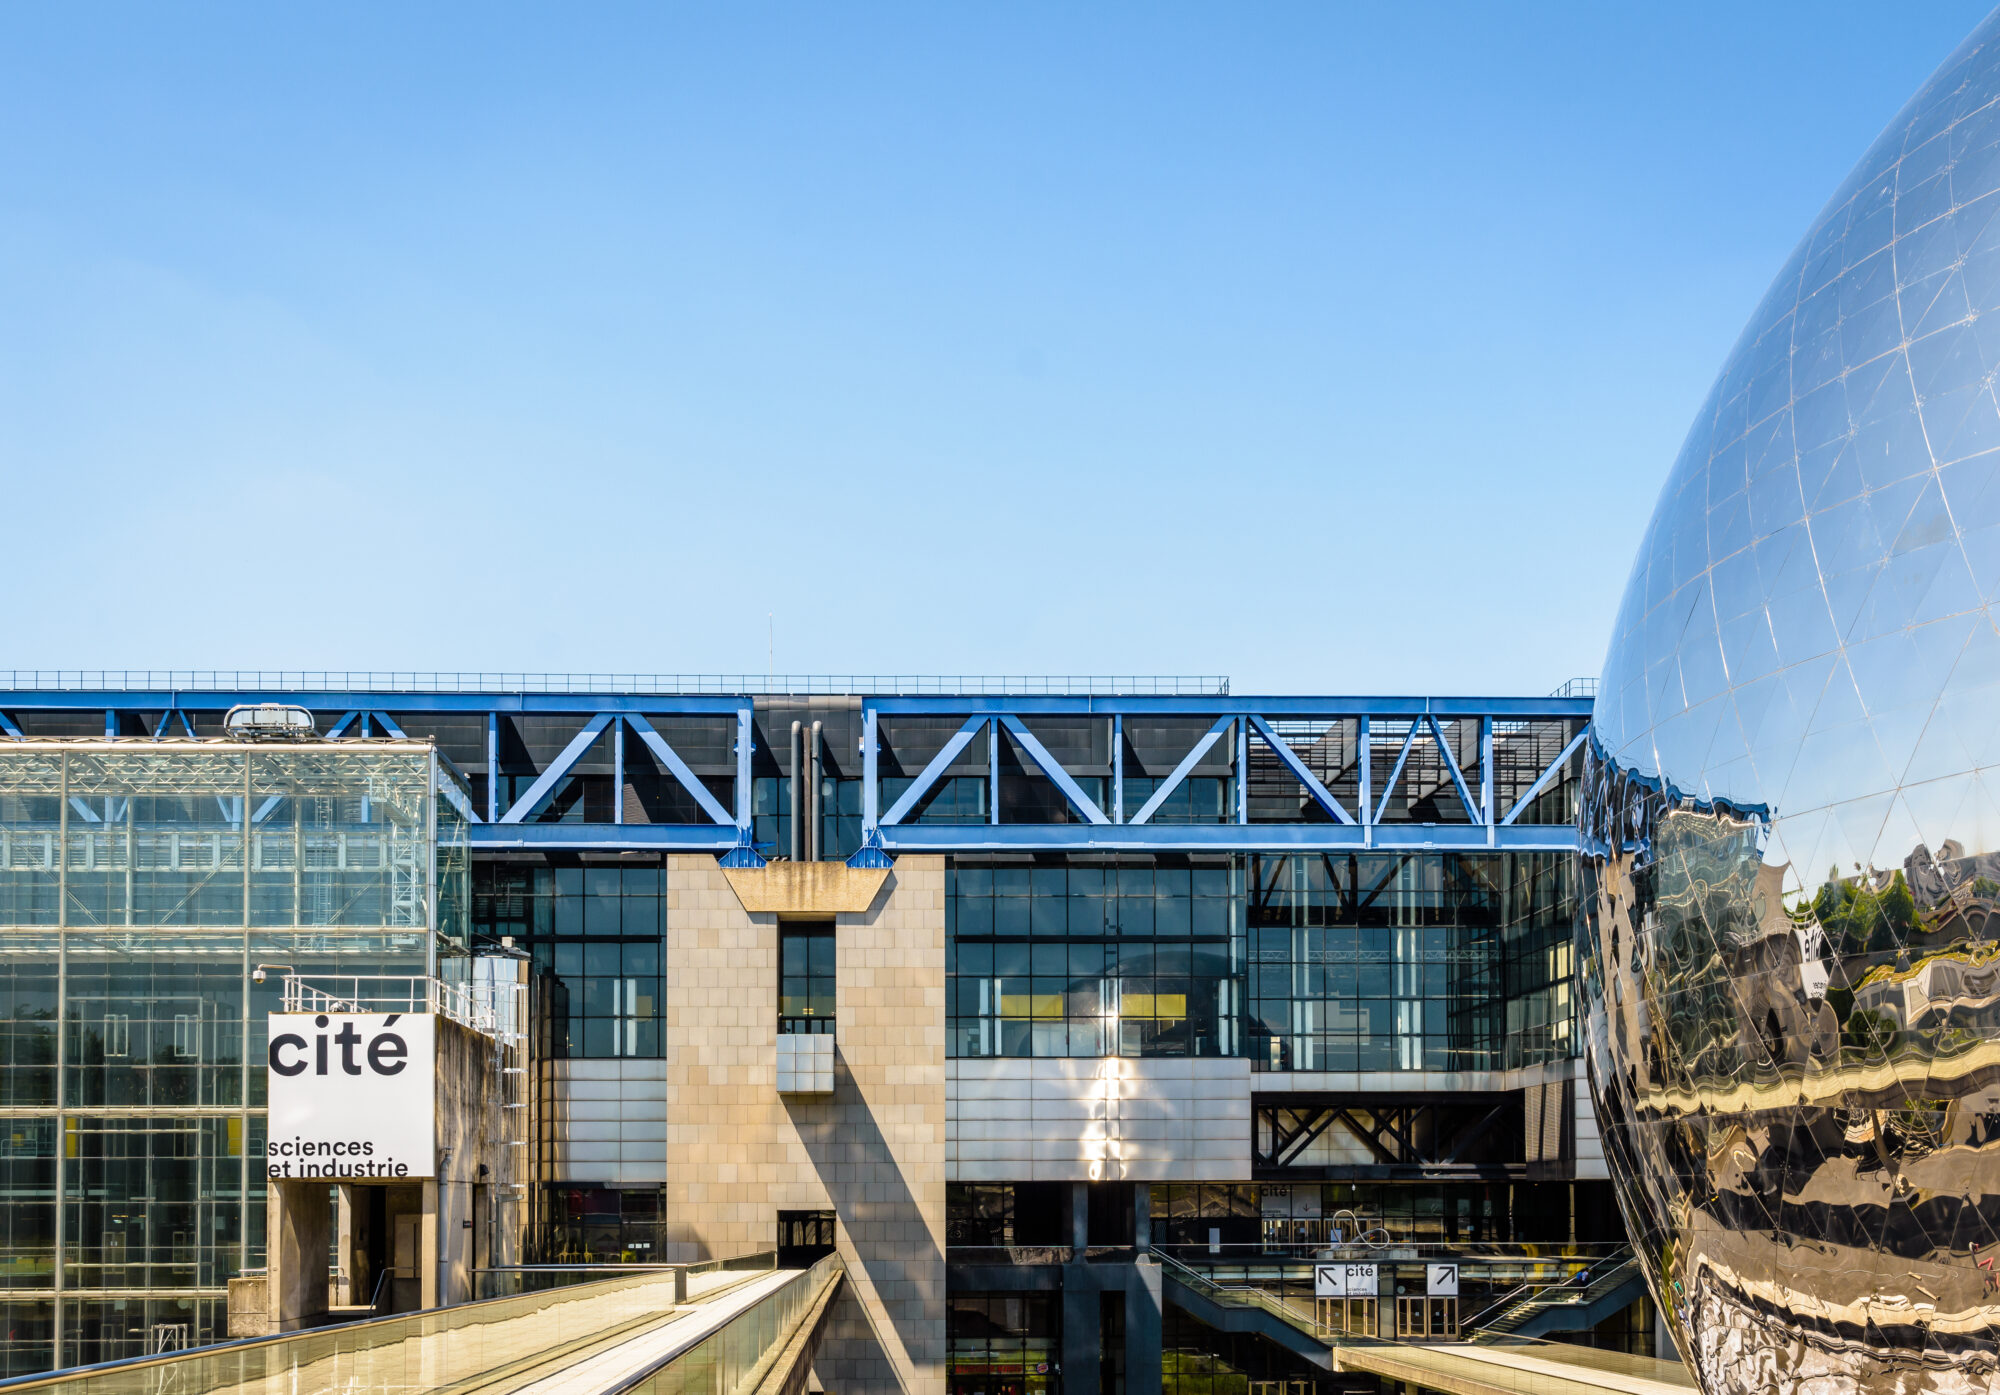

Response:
(222, 705), (317, 740)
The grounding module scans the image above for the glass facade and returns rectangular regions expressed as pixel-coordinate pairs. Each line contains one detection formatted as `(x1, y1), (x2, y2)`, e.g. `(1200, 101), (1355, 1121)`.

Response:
(947, 1293), (1059, 1395)
(0, 743), (461, 1374)
(1583, 10), (2000, 1392)
(945, 853), (1574, 1068)
(471, 860), (665, 1059)
(947, 858), (1241, 1058)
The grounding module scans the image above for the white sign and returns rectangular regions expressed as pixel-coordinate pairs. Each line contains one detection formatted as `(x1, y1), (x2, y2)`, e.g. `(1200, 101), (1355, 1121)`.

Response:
(1314, 1263), (1378, 1298)
(1426, 1262), (1459, 1296)
(267, 1013), (435, 1181)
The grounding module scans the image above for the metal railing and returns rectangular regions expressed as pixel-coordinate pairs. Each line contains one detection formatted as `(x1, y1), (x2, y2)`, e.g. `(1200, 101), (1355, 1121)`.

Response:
(0, 1263), (713, 1395)
(475, 1251), (777, 1301)
(1462, 1245), (1638, 1336)
(602, 1251), (843, 1395)
(278, 974), (517, 1039)
(1156, 1252), (1324, 1341)
(0, 672), (1231, 697)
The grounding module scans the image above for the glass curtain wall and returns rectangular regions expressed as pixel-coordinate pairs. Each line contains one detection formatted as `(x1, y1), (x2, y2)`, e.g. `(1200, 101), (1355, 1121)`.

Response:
(0, 743), (457, 1376)
(470, 860), (664, 1059)
(944, 853), (1575, 1069)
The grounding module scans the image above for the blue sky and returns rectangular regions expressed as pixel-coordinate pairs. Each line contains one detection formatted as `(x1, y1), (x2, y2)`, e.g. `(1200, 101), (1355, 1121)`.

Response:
(1, 3), (1990, 693)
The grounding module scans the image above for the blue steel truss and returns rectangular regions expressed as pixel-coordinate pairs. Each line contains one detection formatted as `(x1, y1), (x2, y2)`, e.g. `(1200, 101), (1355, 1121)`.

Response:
(0, 689), (1590, 858)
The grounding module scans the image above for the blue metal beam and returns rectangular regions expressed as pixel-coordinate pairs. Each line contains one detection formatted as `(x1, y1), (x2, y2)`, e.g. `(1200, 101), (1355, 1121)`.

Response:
(998, 715), (1109, 825)
(1129, 716), (1233, 826)
(612, 716), (625, 826)
(734, 706), (754, 836)
(877, 822), (1579, 854)
(987, 718), (999, 826)
(1426, 714), (1484, 827)
(470, 822), (739, 852)
(323, 711), (360, 739)
(860, 707), (879, 835)
(1112, 714), (1124, 824)
(497, 713), (614, 824)
(1373, 721), (1421, 826)
(1246, 716), (1356, 825)
(1480, 717), (1494, 829)
(1358, 715), (1373, 840)
(865, 695), (1594, 718)
(1500, 727), (1588, 826)
(880, 716), (986, 826)
(371, 712), (408, 738)
(0, 691), (750, 715)
(624, 712), (735, 826)
(486, 712), (500, 823)
(0, 711), (19, 738)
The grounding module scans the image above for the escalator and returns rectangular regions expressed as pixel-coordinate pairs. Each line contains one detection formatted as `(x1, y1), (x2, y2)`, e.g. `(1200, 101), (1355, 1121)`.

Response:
(1156, 1250), (1691, 1395)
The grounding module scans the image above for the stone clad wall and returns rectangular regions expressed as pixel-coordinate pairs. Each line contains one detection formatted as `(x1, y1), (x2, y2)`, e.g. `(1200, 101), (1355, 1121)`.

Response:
(665, 855), (946, 1393)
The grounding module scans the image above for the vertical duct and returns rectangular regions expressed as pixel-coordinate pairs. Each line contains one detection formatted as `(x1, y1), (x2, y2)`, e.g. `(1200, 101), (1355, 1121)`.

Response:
(789, 721), (804, 862)
(807, 720), (824, 862)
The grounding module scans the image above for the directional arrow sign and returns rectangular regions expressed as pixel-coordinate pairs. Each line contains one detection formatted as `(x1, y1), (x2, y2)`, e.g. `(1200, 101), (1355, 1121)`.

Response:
(1426, 1262), (1459, 1297)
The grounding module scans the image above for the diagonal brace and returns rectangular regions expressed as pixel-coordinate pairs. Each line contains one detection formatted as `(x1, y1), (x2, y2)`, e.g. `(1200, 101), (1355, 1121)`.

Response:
(881, 716), (987, 827)
(998, 715), (1109, 824)
(1247, 716), (1356, 825)
(1372, 721), (1422, 824)
(1129, 716), (1233, 825)
(1427, 715), (1484, 824)
(498, 713), (614, 824)
(1500, 728), (1589, 826)
(624, 712), (735, 826)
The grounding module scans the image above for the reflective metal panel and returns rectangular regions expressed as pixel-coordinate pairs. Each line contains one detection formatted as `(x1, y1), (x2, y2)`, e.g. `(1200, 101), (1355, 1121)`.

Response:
(1584, 13), (2000, 1392)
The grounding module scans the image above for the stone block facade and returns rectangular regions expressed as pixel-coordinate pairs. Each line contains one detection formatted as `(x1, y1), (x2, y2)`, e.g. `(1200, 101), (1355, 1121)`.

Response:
(665, 854), (946, 1393)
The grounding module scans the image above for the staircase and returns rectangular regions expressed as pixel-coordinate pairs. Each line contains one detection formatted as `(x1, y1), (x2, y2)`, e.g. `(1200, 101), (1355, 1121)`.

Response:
(1464, 1246), (1644, 1340)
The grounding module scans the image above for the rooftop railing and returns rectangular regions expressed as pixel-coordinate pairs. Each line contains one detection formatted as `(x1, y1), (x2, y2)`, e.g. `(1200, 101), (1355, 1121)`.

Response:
(0, 672), (1233, 697)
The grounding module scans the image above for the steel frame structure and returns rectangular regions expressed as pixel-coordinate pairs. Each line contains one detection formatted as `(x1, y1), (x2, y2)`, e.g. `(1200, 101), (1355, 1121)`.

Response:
(0, 689), (1590, 859)
(1252, 1095), (1521, 1178)
(861, 695), (1589, 857)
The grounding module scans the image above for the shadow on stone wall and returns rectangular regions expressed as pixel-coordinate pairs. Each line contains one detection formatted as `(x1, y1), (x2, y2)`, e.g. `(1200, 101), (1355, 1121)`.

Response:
(787, 1049), (943, 1393)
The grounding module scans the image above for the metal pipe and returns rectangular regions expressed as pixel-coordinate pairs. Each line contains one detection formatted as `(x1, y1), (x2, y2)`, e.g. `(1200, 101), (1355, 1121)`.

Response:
(788, 721), (803, 861)
(807, 720), (823, 861)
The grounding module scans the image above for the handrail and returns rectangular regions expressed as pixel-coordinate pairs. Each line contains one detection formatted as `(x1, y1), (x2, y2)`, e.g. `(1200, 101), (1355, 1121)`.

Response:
(0, 1250), (779, 1393)
(1156, 1252), (1325, 1343)
(1461, 1245), (1636, 1332)
(600, 1252), (845, 1395)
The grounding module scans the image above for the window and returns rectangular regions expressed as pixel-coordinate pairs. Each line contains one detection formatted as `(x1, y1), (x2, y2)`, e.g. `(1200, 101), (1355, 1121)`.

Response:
(474, 860), (665, 1059)
(946, 858), (1240, 1059)
(949, 1294), (1059, 1395)
(779, 925), (835, 1034)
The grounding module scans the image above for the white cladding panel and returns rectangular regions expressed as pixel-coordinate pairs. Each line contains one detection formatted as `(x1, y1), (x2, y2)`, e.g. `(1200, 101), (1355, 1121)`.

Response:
(947, 1057), (1250, 1181)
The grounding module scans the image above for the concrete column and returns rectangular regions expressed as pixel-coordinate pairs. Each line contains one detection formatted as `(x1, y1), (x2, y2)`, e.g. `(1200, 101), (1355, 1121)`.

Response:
(1071, 1182), (1089, 1253)
(265, 1180), (331, 1332)
(1126, 1261), (1163, 1395)
(1134, 1184), (1150, 1253)
(1062, 1280), (1101, 1395)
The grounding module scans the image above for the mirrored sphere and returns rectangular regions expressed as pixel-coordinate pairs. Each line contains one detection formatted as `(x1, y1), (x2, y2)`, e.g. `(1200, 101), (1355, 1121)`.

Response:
(1584, 13), (2000, 1393)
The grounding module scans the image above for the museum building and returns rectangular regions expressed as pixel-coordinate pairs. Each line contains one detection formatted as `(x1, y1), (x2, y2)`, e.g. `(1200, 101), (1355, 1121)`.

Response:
(0, 677), (1630, 1390)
